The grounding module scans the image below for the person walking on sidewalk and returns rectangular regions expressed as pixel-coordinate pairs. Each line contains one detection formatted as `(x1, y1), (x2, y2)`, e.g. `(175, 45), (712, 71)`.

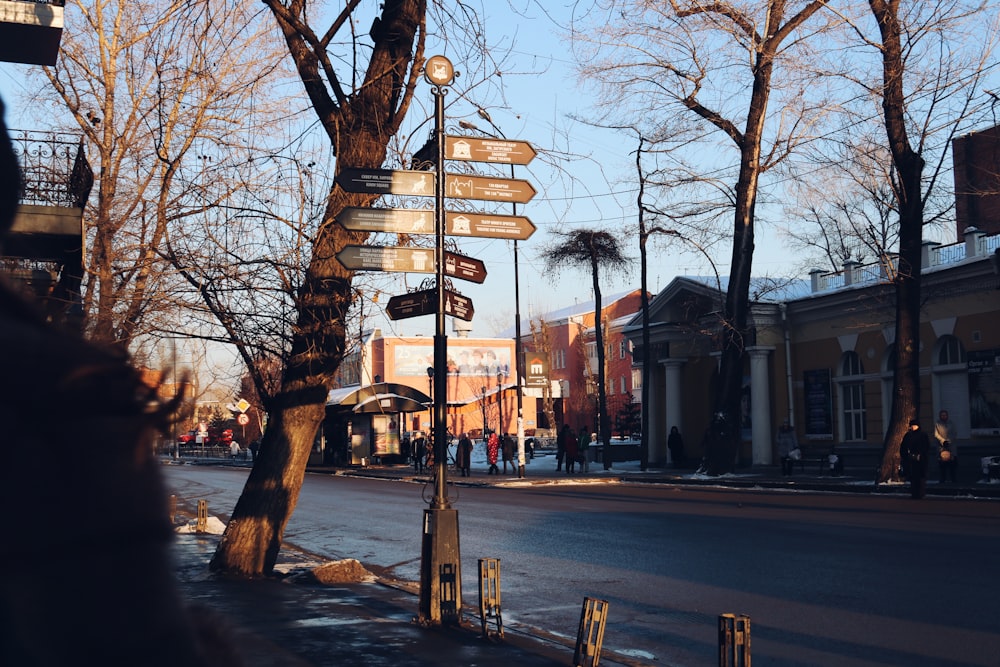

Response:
(564, 427), (579, 474)
(667, 426), (686, 468)
(776, 420), (798, 476)
(578, 428), (592, 473)
(934, 409), (958, 483)
(457, 432), (474, 477)
(501, 433), (515, 474)
(412, 432), (426, 473)
(900, 418), (931, 499)
(556, 424), (569, 471)
(486, 431), (500, 475)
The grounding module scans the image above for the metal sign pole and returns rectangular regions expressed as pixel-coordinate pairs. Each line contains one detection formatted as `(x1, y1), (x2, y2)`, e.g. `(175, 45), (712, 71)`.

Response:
(418, 54), (461, 627)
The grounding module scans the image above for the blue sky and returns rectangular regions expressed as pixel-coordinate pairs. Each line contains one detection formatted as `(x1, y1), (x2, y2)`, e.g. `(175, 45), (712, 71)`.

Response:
(1, 1), (996, 344)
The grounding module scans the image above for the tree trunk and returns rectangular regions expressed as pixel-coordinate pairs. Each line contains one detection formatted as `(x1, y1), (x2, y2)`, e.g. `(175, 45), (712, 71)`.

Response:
(592, 255), (612, 469)
(870, 0), (926, 483)
(211, 0), (425, 576)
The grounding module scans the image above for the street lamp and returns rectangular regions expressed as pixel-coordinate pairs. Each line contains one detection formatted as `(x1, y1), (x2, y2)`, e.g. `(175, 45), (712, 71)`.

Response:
(465, 109), (527, 478)
(497, 368), (504, 435)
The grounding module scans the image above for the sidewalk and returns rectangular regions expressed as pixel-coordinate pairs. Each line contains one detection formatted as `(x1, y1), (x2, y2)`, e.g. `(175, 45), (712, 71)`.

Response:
(169, 455), (999, 667)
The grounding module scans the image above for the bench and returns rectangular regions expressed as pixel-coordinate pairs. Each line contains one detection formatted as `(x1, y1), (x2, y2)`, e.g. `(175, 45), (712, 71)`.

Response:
(790, 447), (843, 475)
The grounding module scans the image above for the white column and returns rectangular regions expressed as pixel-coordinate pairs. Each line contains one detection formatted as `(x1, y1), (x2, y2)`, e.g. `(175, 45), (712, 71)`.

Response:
(748, 347), (774, 465)
(664, 359), (685, 464)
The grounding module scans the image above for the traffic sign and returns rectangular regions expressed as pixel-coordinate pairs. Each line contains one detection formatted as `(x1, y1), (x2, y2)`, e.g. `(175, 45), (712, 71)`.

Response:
(445, 211), (536, 240)
(335, 168), (434, 197)
(444, 135), (537, 166)
(336, 207), (434, 234)
(336, 245), (487, 284)
(336, 245), (435, 273)
(444, 173), (536, 204)
(386, 288), (474, 322)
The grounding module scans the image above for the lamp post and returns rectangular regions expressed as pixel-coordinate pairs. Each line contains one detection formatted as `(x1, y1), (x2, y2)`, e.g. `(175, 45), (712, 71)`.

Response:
(497, 368), (504, 435)
(463, 109), (527, 478)
(481, 385), (488, 436)
(418, 54), (461, 627)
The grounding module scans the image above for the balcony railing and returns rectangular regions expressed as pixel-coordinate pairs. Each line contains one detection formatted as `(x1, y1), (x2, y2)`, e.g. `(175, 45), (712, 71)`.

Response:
(10, 128), (92, 208)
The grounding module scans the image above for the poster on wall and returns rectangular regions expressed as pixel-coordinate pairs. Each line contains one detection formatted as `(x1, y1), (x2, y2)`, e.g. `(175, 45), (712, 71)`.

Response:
(373, 415), (401, 456)
(392, 342), (511, 377)
(803, 369), (833, 439)
(968, 349), (1000, 434)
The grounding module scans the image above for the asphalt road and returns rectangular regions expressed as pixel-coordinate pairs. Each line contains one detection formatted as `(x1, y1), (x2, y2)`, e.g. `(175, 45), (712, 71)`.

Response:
(163, 466), (1000, 666)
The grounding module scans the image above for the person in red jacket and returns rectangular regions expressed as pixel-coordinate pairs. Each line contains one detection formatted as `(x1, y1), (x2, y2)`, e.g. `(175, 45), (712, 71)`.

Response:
(486, 431), (500, 475)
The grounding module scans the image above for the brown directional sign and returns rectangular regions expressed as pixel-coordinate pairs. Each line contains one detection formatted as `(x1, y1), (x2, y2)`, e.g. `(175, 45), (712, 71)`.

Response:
(336, 207), (434, 234)
(336, 245), (487, 284)
(443, 251), (487, 284)
(335, 168), (434, 197)
(444, 135), (537, 166)
(387, 288), (474, 322)
(386, 290), (433, 320)
(444, 173), (536, 204)
(445, 211), (536, 240)
(336, 245), (436, 273)
(337, 206), (534, 240)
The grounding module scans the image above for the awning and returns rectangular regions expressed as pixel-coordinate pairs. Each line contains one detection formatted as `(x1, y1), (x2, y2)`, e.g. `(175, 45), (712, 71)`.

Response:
(327, 382), (432, 414)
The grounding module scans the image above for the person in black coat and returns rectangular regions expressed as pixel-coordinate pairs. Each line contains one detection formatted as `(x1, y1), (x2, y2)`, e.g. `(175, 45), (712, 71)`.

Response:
(900, 418), (931, 499)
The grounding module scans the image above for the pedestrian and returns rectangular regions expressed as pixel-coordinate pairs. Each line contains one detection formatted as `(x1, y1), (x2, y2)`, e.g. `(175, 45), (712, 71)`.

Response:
(486, 431), (500, 475)
(248, 438), (261, 462)
(578, 428), (592, 473)
(667, 426), (686, 468)
(400, 433), (410, 465)
(412, 432), (426, 473)
(556, 424), (569, 471)
(457, 432), (474, 477)
(501, 433), (515, 474)
(900, 418), (931, 499)
(776, 420), (798, 476)
(229, 439), (241, 461)
(934, 409), (958, 483)
(564, 427), (579, 474)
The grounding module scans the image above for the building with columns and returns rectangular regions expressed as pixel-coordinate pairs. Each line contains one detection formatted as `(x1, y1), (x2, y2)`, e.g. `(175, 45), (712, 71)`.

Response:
(624, 228), (1000, 469)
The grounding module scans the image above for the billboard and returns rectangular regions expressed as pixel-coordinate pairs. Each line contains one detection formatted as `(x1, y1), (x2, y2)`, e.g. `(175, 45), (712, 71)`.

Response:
(391, 342), (511, 378)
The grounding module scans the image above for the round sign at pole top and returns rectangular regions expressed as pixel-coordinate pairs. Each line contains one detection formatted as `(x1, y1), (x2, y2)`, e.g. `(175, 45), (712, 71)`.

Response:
(424, 55), (454, 86)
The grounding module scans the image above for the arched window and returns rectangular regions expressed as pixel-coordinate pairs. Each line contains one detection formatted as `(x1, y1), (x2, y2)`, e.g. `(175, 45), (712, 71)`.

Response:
(839, 351), (866, 441)
(937, 335), (966, 366)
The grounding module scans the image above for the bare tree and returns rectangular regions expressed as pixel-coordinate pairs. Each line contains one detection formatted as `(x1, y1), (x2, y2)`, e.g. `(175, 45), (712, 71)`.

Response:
(854, 0), (998, 482)
(38, 0), (289, 349)
(573, 1), (831, 473)
(541, 229), (630, 469)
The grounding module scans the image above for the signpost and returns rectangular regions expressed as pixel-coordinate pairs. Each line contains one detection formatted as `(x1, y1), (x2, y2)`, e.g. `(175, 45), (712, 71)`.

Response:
(444, 211), (536, 240)
(335, 167), (434, 197)
(387, 288), (474, 322)
(444, 135), (537, 165)
(336, 207), (434, 234)
(336, 245), (486, 284)
(444, 173), (536, 204)
(337, 207), (535, 241)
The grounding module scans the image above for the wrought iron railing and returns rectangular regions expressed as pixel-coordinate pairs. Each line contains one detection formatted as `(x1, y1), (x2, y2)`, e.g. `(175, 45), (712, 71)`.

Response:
(9, 128), (92, 208)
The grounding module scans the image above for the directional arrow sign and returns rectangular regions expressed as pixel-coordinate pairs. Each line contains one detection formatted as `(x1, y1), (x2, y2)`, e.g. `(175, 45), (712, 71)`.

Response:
(445, 211), (536, 240)
(335, 167), (435, 197)
(336, 245), (435, 273)
(443, 251), (487, 284)
(387, 288), (474, 322)
(336, 245), (487, 284)
(336, 207), (434, 234)
(445, 135), (537, 165)
(386, 290), (433, 320)
(444, 173), (536, 204)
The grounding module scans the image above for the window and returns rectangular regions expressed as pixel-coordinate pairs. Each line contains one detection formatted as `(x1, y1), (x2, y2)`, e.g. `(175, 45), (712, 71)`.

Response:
(619, 340), (627, 359)
(840, 351), (866, 441)
(620, 376), (627, 394)
(937, 335), (965, 366)
(631, 369), (642, 390)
